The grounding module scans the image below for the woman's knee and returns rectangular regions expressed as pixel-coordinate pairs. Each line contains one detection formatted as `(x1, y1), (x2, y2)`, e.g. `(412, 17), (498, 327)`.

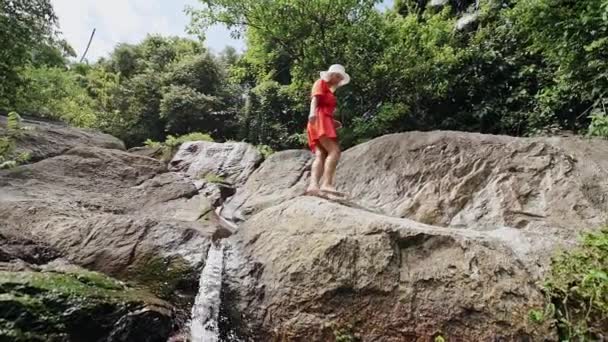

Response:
(314, 147), (328, 160)
(319, 137), (340, 154)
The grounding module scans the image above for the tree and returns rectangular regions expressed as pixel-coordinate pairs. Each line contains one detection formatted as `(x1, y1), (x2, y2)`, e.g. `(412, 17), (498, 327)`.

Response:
(13, 66), (97, 127)
(166, 53), (222, 94)
(187, 0), (382, 81)
(86, 35), (233, 146)
(160, 85), (221, 136)
(187, 0), (389, 148)
(506, 0), (608, 132)
(0, 0), (59, 108)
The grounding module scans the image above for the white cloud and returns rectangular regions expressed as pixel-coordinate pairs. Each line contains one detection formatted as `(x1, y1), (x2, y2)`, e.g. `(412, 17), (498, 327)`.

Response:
(50, 0), (244, 62)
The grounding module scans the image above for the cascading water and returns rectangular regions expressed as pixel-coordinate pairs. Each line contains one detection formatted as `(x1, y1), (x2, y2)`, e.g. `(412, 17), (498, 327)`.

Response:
(190, 242), (225, 342)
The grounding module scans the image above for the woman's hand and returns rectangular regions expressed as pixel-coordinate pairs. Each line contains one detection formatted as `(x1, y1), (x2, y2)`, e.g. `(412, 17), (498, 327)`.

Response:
(309, 97), (318, 123)
(333, 119), (343, 129)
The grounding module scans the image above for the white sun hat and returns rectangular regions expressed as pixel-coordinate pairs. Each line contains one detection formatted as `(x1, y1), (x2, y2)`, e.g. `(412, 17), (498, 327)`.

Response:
(320, 64), (351, 87)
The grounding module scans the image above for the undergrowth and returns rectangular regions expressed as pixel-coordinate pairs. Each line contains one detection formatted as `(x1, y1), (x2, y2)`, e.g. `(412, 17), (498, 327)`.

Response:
(0, 112), (31, 169)
(531, 228), (608, 341)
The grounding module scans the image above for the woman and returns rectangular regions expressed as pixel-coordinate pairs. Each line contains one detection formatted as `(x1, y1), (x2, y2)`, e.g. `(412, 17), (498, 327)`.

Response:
(306, 64), (350, 196)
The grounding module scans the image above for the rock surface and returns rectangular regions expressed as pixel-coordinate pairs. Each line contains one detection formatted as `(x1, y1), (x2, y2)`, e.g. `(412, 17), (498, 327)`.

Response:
(0, 145), (220, 306)
(336, 132), (608, 238)
(2, 117), (608, 341)
(170, 141), (263, 187)
(216, 131), (608, 340)
(222, 150), (312, 222)
(224, 196), (554, 341)
(0, 115), (125, 162)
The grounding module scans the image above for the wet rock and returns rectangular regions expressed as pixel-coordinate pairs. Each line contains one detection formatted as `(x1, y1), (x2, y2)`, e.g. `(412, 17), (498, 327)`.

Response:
(0, 233), (61, 264)
(107, 306), (173, 342)
(0, 264), (173, 342)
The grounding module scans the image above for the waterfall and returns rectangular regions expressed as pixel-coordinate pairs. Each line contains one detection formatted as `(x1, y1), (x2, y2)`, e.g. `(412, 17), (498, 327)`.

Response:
(190, 243), (225, 342)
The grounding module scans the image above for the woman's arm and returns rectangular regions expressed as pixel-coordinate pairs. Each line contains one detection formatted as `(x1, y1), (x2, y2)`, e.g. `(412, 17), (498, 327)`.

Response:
(308, 96), (318, 122)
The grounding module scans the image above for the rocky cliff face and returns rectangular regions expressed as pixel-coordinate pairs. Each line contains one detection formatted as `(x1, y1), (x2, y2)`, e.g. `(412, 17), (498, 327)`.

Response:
(1, 118), (606, 341)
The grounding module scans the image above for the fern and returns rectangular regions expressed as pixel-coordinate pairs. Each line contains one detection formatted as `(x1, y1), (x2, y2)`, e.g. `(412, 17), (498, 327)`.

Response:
(144, 139), (162, 148)
(7, 111), (22, 131)
(0, 113), (30, 169)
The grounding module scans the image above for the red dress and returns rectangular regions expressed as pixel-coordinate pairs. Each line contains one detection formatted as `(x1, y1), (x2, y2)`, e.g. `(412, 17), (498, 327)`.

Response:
(307, 79), (338, 152)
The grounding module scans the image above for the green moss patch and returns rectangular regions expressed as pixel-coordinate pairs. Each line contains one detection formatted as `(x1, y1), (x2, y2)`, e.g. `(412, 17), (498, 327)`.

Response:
(0, 269), (170, 342)
(125, 254), (198, 308)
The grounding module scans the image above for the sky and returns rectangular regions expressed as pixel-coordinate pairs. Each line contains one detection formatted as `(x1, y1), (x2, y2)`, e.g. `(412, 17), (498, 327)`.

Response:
(51, 0), (393, 62)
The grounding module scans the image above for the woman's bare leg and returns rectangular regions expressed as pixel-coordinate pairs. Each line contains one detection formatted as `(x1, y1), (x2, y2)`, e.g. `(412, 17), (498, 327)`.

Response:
(318, 137), (341, 193)
(307, 147), (327, 193)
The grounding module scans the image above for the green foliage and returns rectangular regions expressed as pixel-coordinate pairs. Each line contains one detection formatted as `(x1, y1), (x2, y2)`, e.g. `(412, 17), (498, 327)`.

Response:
(1, 112), (31, 169)
(165, 132), (213, 146)
(187, 0), (608, 149)
(334, 328), (360, 342)
(160, 84), (221, 136)
(7, 112), (22, 131)
(240, 81), (305, 150)
(543, 229), (608, 340)
(0, 0), (59, 108)
(434, 336), (446, 342)
(14, 67), (97, 127)
(528, 308), (551, 325)
(98, 36), (235, 146)
(256, 144), (275, 158)
(4, 0), (608, 152)
(143, 139), (162, 149)
(587, 110), (608, 139)
(203, 173), (226, 184)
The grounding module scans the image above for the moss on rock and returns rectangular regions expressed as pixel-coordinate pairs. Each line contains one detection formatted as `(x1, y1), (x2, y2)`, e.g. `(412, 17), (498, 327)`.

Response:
(0, 268), (172, 342)
(125, 254), (199, 309)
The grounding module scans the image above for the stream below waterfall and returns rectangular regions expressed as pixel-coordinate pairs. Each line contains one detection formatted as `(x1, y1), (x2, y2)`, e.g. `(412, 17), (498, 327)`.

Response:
(190, 242), (225, 342)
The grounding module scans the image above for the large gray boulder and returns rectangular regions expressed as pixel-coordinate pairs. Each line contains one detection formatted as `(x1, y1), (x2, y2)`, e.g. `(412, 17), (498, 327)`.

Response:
(0, 115), (125, 162)
(336, 132), (608, 239)
(224, 196), (554, 341)
(216, 131), (608, 340)
(223, 131), (608, 241)
(169, 141), (263, 187)
(0, 146), (218, 304)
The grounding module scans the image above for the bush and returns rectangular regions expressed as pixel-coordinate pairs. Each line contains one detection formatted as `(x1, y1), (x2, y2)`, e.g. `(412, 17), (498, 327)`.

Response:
(587, 111), (608, 138)
(256, 144), (274, 158)
(0, 112), (31, 169)
(14, 67), (97, 127)
(159, 84), (222, 136)
(239, 81), (305, 150)
(144, 132), (214, 161)
(543, 229), (608, 340)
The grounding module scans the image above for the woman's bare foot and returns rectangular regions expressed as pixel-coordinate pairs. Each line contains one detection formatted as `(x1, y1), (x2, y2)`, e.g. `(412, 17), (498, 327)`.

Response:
(320, 185), (346, 197)
(304, 187), (322, 196)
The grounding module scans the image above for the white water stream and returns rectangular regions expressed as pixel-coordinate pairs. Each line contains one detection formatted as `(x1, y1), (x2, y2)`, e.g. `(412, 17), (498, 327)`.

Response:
(190, 243), (225, 342)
